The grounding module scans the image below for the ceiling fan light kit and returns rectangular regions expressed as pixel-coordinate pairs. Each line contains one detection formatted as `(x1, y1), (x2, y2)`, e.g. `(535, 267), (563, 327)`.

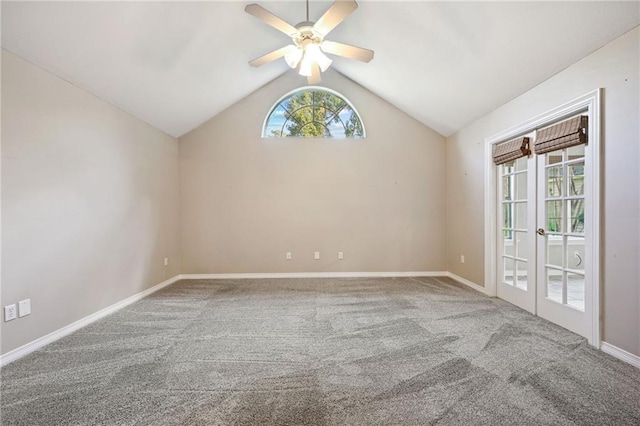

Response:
(245, 0), (374, 84)
(304, 44), (332, 72)
(284, 46), (303, 69)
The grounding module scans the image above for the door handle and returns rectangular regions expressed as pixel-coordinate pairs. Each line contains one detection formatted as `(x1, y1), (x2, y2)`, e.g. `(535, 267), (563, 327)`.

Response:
(536, 228), (545, 236)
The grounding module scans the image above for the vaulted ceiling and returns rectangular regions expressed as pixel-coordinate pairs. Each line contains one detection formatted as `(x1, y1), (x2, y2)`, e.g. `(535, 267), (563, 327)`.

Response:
(2, 1), (639, 138)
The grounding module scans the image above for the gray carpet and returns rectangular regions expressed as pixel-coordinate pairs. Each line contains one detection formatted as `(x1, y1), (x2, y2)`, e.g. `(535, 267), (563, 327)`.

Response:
(2, 277), (639, 425)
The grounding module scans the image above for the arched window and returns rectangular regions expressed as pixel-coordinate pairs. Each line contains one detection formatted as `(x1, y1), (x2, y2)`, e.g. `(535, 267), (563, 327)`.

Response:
(263, 87), (365, 138)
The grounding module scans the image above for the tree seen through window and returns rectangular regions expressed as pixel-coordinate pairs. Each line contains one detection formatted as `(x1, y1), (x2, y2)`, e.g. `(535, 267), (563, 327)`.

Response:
(263, 88), (364, 138)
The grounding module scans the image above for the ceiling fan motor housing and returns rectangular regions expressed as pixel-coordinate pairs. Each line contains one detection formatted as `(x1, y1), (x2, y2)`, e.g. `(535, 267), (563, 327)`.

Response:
(293, 23), (323, 49)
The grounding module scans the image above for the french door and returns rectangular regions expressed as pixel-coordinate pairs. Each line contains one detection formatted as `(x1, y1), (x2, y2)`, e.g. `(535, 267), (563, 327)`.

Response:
(497, 143), (536, 314)
(536, 143), (589, 337)
(497, 129), (592, 338)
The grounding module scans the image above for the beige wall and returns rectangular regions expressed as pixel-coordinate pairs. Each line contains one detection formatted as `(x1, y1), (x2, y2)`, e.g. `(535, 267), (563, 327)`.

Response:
(1, 50), (181, 355)
(5, 26), (636, 359)
(446, 27), (640, 355)
(180, 69), (446, 274)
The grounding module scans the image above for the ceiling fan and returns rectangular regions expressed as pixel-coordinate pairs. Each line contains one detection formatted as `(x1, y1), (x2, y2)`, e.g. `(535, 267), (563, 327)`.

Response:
(245, 0), (374, 84)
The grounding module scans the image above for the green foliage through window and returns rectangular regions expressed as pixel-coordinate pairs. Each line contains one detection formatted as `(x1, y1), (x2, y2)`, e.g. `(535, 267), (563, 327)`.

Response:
(263, 88), (364, 138)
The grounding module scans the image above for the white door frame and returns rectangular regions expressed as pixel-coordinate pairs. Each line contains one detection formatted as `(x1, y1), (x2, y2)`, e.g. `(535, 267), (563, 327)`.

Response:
(484, 89), (601, 347)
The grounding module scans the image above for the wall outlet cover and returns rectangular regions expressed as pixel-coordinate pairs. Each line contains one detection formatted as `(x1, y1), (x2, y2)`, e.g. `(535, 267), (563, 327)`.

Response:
(4, 304), (17, 322)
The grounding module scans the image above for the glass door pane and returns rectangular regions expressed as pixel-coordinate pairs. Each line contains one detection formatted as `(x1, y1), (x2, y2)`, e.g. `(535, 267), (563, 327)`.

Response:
(541, 147), (586, 312)
(497, 150), (535, 314)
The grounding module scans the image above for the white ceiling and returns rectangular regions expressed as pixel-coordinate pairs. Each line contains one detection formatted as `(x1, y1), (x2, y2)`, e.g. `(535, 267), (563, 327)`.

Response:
(2, 1), (639, 138)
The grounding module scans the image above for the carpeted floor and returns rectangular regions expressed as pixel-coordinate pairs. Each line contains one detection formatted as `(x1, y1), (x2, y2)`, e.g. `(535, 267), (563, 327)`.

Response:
(1, 277), (639, 425)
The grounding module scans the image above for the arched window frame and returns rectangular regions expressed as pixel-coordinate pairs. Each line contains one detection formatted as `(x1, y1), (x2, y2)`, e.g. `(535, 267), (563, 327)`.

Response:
(262, 86), (366, 139)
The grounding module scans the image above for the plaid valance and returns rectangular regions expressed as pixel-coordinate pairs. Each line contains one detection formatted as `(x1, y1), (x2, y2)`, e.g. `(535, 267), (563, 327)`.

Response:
(493, 137), (530, 165)
(534, 115), (588, 154)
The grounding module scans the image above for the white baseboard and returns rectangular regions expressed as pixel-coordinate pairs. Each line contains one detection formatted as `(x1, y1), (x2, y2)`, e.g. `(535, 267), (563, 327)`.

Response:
(179, 271), (448, 280)
(0, 275), (182, 367)
(446, 272), (487, 294)
(601, 342), (640, 369)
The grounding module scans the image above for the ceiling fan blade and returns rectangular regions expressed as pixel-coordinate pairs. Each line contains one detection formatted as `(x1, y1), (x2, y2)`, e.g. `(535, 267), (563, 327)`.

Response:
(307, 63), (322, 84)
(249, 45), (293, 67)
(313, 0), (358, 37)
(321, 40), (374, 63)
(245, 4), (299, 37)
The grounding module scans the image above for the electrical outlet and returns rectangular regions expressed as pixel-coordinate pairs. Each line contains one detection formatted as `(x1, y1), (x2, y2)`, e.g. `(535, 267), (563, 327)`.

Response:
(286, 252), (292, 260)
(338, 251), (344, 260)
(164, 258), (169, 267)
(4, 304), (17, 322)
(18, 299), (31, 318)
(460, 255), (465, 264)
(314, 251), (320, 260)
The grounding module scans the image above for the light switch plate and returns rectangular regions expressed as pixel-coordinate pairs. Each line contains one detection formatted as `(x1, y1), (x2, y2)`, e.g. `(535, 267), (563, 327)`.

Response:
(18, 299), (31, 317)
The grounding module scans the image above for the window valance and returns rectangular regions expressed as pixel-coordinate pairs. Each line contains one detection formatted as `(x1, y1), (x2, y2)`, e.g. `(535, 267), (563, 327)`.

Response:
(493, 137), (530, 165)
(534, 115), (588, 154)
